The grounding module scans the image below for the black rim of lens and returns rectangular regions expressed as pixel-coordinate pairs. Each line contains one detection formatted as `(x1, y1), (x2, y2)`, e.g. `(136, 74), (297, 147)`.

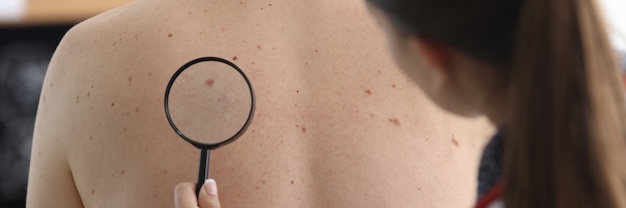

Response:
(164, 57), (255, 149)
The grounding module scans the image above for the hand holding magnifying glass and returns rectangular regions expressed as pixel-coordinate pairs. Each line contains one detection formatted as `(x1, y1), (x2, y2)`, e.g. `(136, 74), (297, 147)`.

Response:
(174, 180), (221, 208)
(165, 57), (255, 195)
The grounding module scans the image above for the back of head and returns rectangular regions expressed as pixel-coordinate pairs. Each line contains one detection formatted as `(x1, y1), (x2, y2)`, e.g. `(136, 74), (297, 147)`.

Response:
(367, 0), (626, 207)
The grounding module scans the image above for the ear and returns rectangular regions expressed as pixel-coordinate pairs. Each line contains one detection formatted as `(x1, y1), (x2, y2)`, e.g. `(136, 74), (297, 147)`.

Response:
(409, 36), (453, 90)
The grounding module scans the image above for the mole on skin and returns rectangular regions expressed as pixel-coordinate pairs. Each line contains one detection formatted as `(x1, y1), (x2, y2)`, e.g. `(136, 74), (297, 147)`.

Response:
(389, 118), (401, 127)
(451, 135), (460, 147)
(205, 78), (215, 87)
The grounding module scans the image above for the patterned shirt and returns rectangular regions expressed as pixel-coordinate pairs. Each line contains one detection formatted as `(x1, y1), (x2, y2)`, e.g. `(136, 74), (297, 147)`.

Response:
(476, 129), (505, 208)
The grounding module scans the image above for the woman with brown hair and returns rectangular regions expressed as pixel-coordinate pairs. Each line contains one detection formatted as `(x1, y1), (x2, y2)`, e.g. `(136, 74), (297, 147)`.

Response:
(367, 0), (626, 206)
(365, 0), (626, 207)
(177, 0), (626, 207)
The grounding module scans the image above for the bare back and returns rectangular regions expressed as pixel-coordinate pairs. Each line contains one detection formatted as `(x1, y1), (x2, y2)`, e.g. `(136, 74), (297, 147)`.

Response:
(27, 0), (494, 207)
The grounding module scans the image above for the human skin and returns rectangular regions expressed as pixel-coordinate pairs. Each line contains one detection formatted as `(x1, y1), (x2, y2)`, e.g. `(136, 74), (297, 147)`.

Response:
(26, 0), (494, 207)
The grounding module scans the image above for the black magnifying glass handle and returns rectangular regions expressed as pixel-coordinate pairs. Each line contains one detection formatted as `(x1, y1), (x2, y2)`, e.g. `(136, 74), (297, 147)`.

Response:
(196, 148), (210, 195)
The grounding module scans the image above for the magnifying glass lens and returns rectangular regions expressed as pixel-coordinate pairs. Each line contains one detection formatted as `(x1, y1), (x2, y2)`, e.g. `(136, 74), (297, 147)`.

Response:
(167, 59), (253, 145)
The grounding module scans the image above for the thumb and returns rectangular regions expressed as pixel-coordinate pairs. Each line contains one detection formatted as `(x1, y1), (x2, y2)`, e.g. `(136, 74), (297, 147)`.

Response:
(198, 179), (221, 208)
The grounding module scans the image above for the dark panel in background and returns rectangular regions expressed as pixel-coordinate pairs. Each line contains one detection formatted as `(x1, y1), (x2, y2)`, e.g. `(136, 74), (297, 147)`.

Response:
(0, 24), (73, 208)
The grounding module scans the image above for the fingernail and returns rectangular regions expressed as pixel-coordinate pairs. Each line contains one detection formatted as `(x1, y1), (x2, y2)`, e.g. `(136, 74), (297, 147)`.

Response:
(204, 179), (218, 196)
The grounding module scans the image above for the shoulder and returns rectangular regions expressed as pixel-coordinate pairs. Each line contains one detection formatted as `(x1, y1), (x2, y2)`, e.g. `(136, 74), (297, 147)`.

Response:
(28, 2), (190, 206)
(46, 0), (174, 105)
(25, 5), (143, 207)
(55, 1), (151, 63)
(40, 0), (179, 153)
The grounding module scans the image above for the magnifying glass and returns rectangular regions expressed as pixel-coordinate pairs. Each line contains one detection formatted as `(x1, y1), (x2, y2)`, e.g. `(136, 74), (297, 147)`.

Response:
(164, 57), (255, 194)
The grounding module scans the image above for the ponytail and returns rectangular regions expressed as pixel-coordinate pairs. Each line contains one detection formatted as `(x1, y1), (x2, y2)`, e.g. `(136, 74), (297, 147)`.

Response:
(505, 0), (626, 207)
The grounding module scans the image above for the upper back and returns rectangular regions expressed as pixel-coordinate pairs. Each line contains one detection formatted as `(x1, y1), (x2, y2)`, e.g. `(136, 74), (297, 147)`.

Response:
(28, 0), (494, 207)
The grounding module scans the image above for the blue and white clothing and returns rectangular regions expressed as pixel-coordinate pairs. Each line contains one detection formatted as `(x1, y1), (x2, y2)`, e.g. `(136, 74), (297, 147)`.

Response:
(475, 129), (505, 208)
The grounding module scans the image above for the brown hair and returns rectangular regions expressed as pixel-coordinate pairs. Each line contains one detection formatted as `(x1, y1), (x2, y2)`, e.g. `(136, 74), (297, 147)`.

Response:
(367, 0), (626, 207)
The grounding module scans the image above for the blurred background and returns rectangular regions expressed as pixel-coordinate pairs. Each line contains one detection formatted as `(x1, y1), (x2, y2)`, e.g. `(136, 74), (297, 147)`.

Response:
(0, 0), (624, 207)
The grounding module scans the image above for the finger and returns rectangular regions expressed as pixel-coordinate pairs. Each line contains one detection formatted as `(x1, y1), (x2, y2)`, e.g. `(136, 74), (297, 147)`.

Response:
(198, 179), (221, 208)
(175, 182), (199, 208)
